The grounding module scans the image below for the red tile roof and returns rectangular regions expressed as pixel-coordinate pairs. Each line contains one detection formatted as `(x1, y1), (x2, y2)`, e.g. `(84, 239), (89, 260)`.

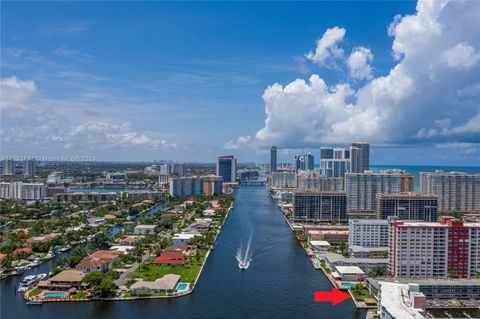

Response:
(12, 248), (32, 255)
(153, 252), (187, 265)
(87, 250), (120, 260)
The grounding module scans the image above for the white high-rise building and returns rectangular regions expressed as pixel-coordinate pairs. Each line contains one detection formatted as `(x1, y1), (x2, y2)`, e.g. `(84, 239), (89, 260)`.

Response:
(270, 172), (297, 188)
(389, 217), (480, 279)
(0, 182), (45, 200)
(348, 219), (390, 248)
(420, 171), (480, 214)
(346, 170), (414, 217)
(297, 170), (344, 192)
(2, 159), (15, 175)
(23, 158), (36, 178)
(47, 172), (62, 184)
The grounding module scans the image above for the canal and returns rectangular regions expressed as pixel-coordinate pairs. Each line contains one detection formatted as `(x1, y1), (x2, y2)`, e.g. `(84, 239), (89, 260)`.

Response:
(1, 186), (364, 319)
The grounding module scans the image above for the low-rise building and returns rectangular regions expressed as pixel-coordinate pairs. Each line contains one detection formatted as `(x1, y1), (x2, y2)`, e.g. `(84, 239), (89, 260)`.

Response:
(321, 252), (389, 273)
(333, 266), (365, 282)
(309, 240), (331, 252)
(134, 224), (158, 235)
(76, 250), (121, 273)
(130, 274), (180, 294)
(377, 281), (427, 319)
(172, 233), (199, 244)
(38, 270), (86, 291)
(348, 246), (388, 259)
(307, 230), (349, 245)
(153, 252), (187, 266)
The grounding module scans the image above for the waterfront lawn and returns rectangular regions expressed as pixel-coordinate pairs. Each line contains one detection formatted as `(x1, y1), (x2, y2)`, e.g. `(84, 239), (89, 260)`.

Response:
(135, 249), (207, 283)
(350, 284), (373, 301)
(28, 288), (42, 297)
(73, 292), (89, 299)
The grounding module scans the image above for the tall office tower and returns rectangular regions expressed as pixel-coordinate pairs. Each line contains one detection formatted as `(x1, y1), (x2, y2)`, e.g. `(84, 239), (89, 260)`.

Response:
(320, 159), (350, 177)
(389, 216), (480, 279)
(23, 158), (36, 178)
(292, 191), (347, 222)
(350, 142), (370, 172)
(345, 170), (414, 218)
(297, 170), (344, 192)
(349, 146), (363, 173)
(304, 153), (314, 170)
(320, 147), (334, 160)
(420, 171), (480, 214)
(270, 172), (297, 188)
(169, 163), (185, 176)
(270, 146), (277, 173)
(377, 192), (438, 221)
(216, 155), (237, 183)
(169, 177), (204, 197)
(2, 159), (14, 175)
(293, 155), (301, 173)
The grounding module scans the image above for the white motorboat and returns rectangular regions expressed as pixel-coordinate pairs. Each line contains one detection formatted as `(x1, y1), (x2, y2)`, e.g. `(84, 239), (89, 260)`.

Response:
(59, 244), (72, 252)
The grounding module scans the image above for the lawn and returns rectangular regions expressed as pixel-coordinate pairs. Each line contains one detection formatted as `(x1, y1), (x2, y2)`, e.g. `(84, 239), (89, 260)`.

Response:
(134, 249), (207, 283)
(28, 288), (42, 297)
(350, 284), (373, 301)
(73, 292), (90, 299)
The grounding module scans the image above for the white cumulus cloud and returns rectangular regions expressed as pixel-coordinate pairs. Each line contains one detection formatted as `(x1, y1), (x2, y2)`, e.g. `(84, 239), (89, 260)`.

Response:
(347, 47), (374, 80)
(305, 26), (346, 67)
(254, 0), (480, 148)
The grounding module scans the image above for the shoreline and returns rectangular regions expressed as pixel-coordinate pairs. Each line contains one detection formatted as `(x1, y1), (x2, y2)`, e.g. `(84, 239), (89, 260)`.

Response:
(24, 201), (235, 304)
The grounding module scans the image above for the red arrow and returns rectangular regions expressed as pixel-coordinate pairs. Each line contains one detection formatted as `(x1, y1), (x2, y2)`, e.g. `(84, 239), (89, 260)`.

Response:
(314, 288), (350, 306)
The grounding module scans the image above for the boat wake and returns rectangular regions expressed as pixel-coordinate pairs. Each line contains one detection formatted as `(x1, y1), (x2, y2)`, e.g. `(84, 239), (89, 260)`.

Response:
(236, 233), (252, 270)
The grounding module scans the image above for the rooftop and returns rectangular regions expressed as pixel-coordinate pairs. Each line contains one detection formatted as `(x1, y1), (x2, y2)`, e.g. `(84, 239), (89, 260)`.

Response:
(335, 266), (365, 275)
(50, 270), (86, 282)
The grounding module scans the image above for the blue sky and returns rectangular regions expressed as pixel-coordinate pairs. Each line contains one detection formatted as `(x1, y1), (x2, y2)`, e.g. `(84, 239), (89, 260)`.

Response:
(1, 1), (479, 165)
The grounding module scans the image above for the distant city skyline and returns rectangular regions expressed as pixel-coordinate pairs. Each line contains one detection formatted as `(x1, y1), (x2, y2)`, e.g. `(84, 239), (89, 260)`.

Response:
(1, 1), (479, 165)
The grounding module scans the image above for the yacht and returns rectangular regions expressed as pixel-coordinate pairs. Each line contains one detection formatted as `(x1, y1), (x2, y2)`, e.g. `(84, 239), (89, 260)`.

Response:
(20, 275), (37, 285)
(59, 244), (72, 252)
(43, 248), (55, 260)
(36, 273), (47, 281)
(238, 259), (251, 270)
(28, 258), (41, 268)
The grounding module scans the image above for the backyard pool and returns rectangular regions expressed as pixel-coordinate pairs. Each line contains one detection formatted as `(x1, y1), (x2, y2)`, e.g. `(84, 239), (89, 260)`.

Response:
(342, 283), (357, 287)
(176, 283), (189, 291)
(43, 292), (67, 298)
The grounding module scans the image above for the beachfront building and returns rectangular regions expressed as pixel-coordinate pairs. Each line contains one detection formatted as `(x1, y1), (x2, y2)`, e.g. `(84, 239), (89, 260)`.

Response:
(270, 171), (297, 188)
(293, 192), (347, 222)
(169, 177), (204, 197)
(377, 192), (438, 222)
(389, 217), (480, 279)
(345, 170), (413, 219)
(0, 182), (45, 200)
(203, 175), (223, 195)
(420, 171), (480, 214)
(297, 170), (344, 192)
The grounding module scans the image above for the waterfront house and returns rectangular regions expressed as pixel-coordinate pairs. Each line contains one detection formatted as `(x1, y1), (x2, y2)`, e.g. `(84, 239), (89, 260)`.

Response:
(164, 243), (198, 256)
(309, 240), (331, 252)
(114, 235), (144, 246)
(154, 252), (187, 266)
(130, 274), (180, 295)
(26, 233), (60, 246)
(12, 247), (33, 255)
(307, 230), (349, 245)
(172, 233), (199, 244)
(76, 250), (121, 273)
(134, 224), (158, 235)
(38, 270), (86, 291)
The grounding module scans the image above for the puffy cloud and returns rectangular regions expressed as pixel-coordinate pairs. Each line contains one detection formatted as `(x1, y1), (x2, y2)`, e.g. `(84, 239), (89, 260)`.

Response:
(347, 47), (374, 80)
(1, 76), (176, 151)
(224, 135), (251, 149)
(255, 0), (480, 148)
(0, 76), (37, 117)
(305, 27), (346, 66)
(441, 43), (480, 70)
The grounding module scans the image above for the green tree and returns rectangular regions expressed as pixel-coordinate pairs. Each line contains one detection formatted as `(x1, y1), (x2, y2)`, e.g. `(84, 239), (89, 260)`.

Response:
(97, 277), (117, 297)
(83, 271), (104, 287)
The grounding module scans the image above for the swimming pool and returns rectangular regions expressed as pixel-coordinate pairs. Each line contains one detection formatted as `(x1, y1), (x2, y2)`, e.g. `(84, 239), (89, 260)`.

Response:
(342, 283), (357, 287)
(177, 283), (189, 291)
(43, 292), (67, 297)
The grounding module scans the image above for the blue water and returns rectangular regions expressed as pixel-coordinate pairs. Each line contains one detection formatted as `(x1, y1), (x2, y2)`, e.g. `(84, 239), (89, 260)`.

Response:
(342, 283), (357, 287)
(43, 292), (67, 297)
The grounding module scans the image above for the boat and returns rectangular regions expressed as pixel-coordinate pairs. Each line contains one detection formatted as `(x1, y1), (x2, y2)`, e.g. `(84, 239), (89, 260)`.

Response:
(17, 285), (28, 292)
(36, 273), (47, 281)
(28, 258), (41, 268)
(12, 267), (25, 276)
(20, 275), (37, 285)
(59, 244), (72, 252)
(27, 300), (43, 305)
(43, 247), (55, 260)
(238, 259), (251, 270)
